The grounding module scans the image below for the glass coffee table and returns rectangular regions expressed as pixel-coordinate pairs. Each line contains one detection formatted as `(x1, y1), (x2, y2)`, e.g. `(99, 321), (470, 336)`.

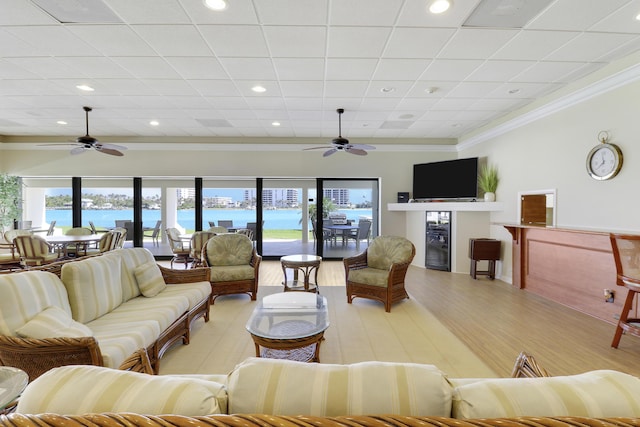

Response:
(246, 292), (329, 362)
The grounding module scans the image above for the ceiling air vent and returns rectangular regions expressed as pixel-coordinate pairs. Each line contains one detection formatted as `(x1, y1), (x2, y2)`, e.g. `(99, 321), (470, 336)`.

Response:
(463, 0), (554, 29)
(30, 0), (122, 23)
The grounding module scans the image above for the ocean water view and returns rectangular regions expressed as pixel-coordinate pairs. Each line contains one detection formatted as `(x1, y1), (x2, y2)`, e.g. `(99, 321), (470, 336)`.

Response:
(46, 208), (373, 231)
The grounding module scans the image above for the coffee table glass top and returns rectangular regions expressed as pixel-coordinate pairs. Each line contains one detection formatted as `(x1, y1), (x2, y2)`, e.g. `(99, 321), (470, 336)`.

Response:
(0, 367), (28, 410)
(246, 292), (329, 340)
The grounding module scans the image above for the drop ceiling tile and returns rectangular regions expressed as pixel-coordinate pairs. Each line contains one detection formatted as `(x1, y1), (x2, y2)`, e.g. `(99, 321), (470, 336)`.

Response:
(104, 0), (191, 24)
(326, 58), (377, 80)
(199, 25), (269, 57)
(406, 81), (458, 97)
(383, 28), (455, 58)
(545, 32), (638, 62)
(327, 27), (392, 58)
(236, 81), (283, 97)
(262, 26), (327, 57)
(205, 97), (250, 109)
(273, 58), (326, 80)
(218, 58), (277, 80)
(0, 59), (40, 79)
(245, 97), (287, 110)
(112, 57), (182, 79)
(67, 25), (156, 56)
(492, 31), (580, 60)
(329, 0), (402, 26)
(466, 60), (537, 82)
(324, 81), (369, 98)
(131, 25), (212, 56)
(255, 0), (328, 25)
(419, 59), (484, 82)
(365, 81), (413, 97)
(279, 81), (324, 98)
(528, 0), (631, 31)
(284, 98), (324, 110)
(142, 79), (200, 96)
(181, 0), (259, 24)
(189, 80), (243, 97)
(438, 28), (519, 59)
(469, 98), (530, 111)
(488, 82), (563, 99)
(164, 57), (228, 79)
(394, 98), (440, 110)
(0, 0), (57, 25)
(358, 98), (401, 110)
(372, 58), (430, 80)
(511, 61), (591, 83)
(90, 78), (156, 95)
(4, 26), (101, 56)
(55, 57), (133, 78)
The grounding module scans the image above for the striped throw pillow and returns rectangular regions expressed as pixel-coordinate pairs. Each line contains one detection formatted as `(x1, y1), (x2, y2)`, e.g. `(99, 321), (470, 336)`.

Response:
(134, 262), (166, 297)
(227, 357), (452, 416)
(16, 365), (227, 416)
(452, 370), (640, 418)
(15, 306), (92, 338)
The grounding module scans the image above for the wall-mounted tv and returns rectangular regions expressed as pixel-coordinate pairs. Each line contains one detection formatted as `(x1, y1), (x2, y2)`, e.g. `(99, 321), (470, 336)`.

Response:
(413, 157), (478, 201)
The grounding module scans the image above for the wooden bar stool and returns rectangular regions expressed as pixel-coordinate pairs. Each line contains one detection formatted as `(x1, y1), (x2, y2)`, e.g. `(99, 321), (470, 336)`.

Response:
(609, 233), (640, 348)
(468, 238), (501, 280)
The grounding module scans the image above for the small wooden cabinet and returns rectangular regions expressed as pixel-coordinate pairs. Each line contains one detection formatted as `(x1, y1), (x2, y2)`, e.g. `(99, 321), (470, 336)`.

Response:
(468, 238), (501, 280)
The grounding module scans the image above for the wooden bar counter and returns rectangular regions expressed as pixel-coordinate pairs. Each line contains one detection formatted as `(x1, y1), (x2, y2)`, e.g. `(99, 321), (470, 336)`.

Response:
(503, 223), (630, 325)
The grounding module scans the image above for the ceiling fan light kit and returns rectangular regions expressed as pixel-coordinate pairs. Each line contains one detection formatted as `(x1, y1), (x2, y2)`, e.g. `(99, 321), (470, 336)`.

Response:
(38, 106), (127, 157)
(304, 108), (375, 157)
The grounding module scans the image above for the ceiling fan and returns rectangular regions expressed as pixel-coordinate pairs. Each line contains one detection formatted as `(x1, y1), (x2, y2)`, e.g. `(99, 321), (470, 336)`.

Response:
(305, 108), (375, 157)
(41, 106), (127, 156)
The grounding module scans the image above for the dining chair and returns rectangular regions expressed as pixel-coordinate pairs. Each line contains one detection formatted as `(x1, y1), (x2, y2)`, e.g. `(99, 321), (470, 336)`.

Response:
(189, 231), (216, 268)
(143, 220), (162, 246)
(64, 227), (92, 257)
(86, 231), (118, 255)
(609, 233), (640, 348)
(112, 227), (127, 249)
(166, 227), (192, 269)
(14, 234), (60, 268)
(345, 220), (372, 249)
(218, 220), (233, 230)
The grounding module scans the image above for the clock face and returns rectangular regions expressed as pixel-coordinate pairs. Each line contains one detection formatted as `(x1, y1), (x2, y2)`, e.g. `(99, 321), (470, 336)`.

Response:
(586, 143), (622, 180)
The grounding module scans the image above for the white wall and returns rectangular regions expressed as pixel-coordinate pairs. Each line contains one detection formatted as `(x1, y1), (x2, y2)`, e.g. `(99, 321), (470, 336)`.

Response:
(460, 79), (640, 281)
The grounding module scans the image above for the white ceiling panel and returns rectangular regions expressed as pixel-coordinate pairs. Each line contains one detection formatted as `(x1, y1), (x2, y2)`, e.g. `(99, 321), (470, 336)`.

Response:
(0, 0), (639, 142)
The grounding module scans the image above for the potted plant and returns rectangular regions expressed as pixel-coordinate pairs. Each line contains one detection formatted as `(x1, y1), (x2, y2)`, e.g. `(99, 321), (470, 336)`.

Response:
(0, 174), (22, 232)
(478, 165), (499, 202)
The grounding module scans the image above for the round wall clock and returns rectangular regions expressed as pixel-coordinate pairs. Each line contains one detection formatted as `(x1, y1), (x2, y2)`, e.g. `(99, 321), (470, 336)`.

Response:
(586, 131), (623, 181)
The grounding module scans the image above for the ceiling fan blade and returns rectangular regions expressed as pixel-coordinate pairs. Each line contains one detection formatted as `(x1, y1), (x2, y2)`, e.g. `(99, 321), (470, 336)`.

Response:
(70, 146), (88, 155)
(38, 143), (81, 146)
(98, 143), (127, 151)
(346, 148), (368, 156)
(350, 144), (376, 150)
(303, 147), (329, 151)
(96, 147), (124, 156)
(323, 148), (337, 157)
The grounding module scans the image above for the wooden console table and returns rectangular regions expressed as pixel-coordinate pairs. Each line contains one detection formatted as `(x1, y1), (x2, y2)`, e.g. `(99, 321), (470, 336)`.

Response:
(502, 223), (627, 324)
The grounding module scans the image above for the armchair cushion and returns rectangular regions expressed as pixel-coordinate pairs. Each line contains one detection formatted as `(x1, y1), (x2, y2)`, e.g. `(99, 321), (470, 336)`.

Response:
(134, 262), (166, 297)
(205, 234), (252, 266)
(210, 265), (255, 282)
(452, 369), (640, 419)
(348, 267), (389, 287)
(367, 235), (415, 271)
(16, 365), (227, 416)
(15, 306), (92, 339)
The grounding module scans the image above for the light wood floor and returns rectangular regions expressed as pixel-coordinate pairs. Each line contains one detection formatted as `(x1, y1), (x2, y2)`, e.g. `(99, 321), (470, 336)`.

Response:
(254, 260), (640, 377)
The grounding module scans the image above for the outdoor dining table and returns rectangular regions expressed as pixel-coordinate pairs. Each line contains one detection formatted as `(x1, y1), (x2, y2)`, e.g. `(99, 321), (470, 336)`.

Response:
(44, 234), (102, 257)
(322, 224), (358, 246)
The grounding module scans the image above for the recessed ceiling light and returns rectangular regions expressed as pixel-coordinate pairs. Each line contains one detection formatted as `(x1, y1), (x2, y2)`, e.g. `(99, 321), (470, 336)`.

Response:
(150, 120), (159, 126)
(56, 120), (67, 125)
(76, 84), (94, 92)
(252, 85), (266, 93)
(204, 0), (227, 11)
(636, 12), (640, 20)
(429, 0), (451, 14)
(272, 122), (281, 127)
(425, 87), (439, 94)
(380, 87), (396, 93)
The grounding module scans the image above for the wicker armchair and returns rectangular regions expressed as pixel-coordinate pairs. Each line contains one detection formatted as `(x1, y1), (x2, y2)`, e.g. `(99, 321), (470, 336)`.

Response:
(202, 233), (261, 303)
(189, 231), (216, 268)
(14, 235), (60, 267)
(344, 235), (415, 312)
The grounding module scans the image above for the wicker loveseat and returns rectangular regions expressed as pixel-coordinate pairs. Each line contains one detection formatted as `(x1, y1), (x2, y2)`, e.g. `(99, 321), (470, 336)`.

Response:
(0, 248), (211, 378)
(7, 356), (640, 425)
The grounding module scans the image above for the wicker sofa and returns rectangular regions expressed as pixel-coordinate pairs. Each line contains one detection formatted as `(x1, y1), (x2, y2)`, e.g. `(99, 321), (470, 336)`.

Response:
(8, 356), (640, 424)
(0, 248), (211, 378)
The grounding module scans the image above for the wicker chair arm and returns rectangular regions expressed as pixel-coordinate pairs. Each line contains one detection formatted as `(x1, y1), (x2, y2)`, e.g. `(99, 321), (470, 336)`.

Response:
(344, 251), (368, 271)
(0, 335), (103, 381)
(117, 348), (154, 375)
(159, 265), (210, 283)
(1, 414), (639, 427)
(250, 251), (262, 268)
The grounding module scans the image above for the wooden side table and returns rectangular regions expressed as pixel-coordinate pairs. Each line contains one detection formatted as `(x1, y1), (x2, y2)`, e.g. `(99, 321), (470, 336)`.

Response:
(469, 238), (501, 280)
(280, 254), (322, 292)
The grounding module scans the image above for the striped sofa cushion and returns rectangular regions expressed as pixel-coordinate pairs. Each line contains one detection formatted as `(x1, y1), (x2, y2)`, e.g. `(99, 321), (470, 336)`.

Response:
(85, 319), (161, 368)
(0, 271), (72, 335)
(227, 357), (452, 416)
(105, 248), (156, 301)
(452, 370), (640, 418)
(61, 254), (123, 323)
(16, 365), (227, 416)
(15, 306), (92, 339)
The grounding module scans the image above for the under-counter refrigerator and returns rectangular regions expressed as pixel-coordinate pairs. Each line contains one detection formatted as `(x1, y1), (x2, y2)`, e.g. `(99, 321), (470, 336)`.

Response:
(425, 211), (451, 271)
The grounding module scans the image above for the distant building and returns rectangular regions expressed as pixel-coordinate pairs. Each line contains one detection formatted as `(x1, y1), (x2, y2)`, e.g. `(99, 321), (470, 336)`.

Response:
(323, 189), (350, 207)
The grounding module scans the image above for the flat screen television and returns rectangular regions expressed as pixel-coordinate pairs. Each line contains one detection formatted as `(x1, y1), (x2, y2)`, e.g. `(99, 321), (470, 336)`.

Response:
(413, 157), (478, 201)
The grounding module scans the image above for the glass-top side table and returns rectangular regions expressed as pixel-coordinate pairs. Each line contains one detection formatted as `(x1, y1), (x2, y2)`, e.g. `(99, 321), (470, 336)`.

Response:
(246, 292), (329, 362)
(0, 367), (28, 414)
(280, 254), (322, 292)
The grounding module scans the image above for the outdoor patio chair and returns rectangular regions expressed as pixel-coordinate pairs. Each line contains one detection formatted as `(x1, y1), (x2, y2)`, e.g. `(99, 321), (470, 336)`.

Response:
(344, 235), (415, 312)
(166, 227), (192, 269)
(14, 234), (60, 268)
(202, 233), (261, 303)
(218, 220), (233, 230)
(143, 220), (162, 246)
(345, 219), (372, 249)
